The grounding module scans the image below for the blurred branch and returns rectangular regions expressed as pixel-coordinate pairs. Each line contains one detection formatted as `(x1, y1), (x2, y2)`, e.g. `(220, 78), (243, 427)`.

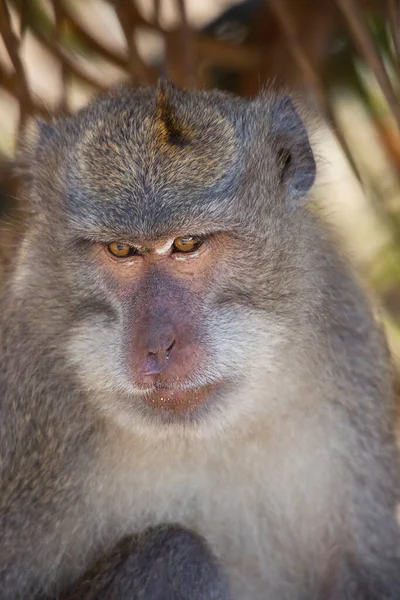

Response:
(153, 0), (161, 27)
(388, 0), (400, 65)
(15, 0), (27, 38)
(191, 34), (258, 70)
(43, 46), (106, 92)
(52, 0), (68, 112)
(336, 0), (400, 130)
(112, 0), (154, 84)
(26, 21), (109, 91)
(58, 1), (127, 69)
(0, 0), (32, 127)
(268, 0), (325, 107)
(176, 0), (196, 88)
(0, 65), (46, 116)
(268, 0), (362, 182)
(65, 1), (258, 77)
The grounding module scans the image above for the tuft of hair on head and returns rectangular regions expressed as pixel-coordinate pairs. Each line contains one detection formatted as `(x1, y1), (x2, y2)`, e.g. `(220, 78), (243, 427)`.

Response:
(155, 78), (191, 147)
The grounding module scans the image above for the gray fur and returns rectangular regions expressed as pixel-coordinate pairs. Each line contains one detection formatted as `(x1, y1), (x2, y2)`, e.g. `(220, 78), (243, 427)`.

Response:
(1, 83), (400, 599)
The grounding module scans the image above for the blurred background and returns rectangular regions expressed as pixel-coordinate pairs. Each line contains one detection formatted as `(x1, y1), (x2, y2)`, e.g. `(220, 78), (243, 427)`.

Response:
(1, 0), (400, 368)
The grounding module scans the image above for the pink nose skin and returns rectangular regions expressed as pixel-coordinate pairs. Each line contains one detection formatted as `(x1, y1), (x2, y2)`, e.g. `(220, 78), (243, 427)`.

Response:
(131, 337), (213, 413)
(131, 317), (205, 390)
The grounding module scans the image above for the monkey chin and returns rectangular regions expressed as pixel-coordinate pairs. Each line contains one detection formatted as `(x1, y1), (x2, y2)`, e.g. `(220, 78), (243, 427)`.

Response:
(141, 383), (220, 417)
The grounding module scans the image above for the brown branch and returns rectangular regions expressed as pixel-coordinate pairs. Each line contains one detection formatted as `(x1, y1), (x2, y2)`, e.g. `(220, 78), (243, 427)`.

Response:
(0, 0), (32, 127)
(153, 0), (166, 77)
(175, 0), (196, 88)
(112, 0), (154, 84)
(58, 1), (127, 70)
(188, 34), (258, 71)
(15, 0), (28, 38)
(0, 0), (108, 98)
(268, 0), (362, 182)
(52, 0), (69, 112)
(108, 1), (258, 74)
(0, 64), (50, 117)
(268, 0), (326, 108)
(22, 2), (157, 89)
(153, 0), (161, 27)
(28, 24), (108, 92)
(388, 0), (400, 67)
(336, 0), (400, 130)
(67, 0), (257, 77)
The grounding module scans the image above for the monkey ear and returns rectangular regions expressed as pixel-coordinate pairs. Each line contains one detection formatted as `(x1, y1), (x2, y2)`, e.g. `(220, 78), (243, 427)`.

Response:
(18, 118), (56, 171)
(21, 118), (55, 153)
(16, 118), (58, 211)
(270, 96), (316, 198)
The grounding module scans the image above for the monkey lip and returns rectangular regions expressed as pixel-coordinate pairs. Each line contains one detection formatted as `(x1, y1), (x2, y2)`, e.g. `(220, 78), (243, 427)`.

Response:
(141, 383), (218, 414)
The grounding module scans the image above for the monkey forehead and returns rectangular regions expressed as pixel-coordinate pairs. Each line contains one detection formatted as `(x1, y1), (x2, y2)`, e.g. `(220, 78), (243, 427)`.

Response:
(73, 93), (238, 202)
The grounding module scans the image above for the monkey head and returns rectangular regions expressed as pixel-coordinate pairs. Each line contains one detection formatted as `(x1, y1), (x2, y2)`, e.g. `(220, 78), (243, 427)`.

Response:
(19, 81), (316, 435)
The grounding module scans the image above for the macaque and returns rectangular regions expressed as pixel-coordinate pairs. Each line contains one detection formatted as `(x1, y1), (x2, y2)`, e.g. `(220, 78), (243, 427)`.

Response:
(1, 80), (400, 600)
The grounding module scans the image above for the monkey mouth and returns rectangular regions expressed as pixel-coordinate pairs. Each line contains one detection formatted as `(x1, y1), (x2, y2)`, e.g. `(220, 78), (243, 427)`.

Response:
(140, 382), (219, 414)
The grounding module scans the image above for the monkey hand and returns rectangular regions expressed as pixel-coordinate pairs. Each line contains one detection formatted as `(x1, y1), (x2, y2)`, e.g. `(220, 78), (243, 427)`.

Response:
(60, 524), (232, 600)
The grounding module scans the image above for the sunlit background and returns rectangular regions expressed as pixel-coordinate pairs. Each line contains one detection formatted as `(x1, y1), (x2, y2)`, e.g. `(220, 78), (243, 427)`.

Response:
(1, 0), (400, 366)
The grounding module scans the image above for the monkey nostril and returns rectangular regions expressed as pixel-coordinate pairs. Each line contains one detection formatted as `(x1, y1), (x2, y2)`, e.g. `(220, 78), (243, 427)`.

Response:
(166, 340), (175, 358)
(144, 340), (176, 375)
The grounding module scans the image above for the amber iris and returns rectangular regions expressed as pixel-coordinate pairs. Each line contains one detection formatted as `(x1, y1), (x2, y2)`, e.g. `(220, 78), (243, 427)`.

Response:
(173, 236), (202, 253)
(107, 242), (133, 258)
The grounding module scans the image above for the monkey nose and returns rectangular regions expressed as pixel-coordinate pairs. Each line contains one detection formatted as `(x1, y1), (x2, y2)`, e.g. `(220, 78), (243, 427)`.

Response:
(142, 340), (176, 376)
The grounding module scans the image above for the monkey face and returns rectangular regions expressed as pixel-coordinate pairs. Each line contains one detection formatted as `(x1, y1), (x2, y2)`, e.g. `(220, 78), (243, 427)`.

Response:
(91, 233), (232, 416)
(64, 224), (287, 433)
(20, 83), (315, 435)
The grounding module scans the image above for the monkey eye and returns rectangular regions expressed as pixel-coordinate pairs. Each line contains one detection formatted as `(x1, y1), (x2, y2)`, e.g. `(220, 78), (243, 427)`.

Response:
(172, 236), (203, 253)
(107, 242), (138, 258)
